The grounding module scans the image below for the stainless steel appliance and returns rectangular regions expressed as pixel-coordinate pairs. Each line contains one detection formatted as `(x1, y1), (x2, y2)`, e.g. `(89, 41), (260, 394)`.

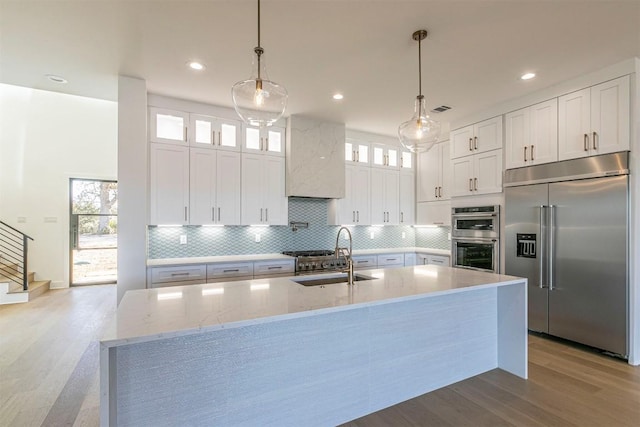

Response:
(282, 250), (348, 275)
(505, 151), (629, 357)
(451, 206), (500, 273)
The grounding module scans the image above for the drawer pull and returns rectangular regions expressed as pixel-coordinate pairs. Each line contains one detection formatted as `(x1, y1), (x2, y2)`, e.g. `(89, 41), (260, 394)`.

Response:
(170, 272), (190, 276)
(268, 266), (282, 270)
(357, 260), (368, 264)
(223, 269), (240, 273)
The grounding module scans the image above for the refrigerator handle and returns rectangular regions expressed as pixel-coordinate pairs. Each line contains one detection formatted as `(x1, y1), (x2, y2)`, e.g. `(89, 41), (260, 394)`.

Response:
(539, 205), (547, 289)
(548, 205), (555, 290)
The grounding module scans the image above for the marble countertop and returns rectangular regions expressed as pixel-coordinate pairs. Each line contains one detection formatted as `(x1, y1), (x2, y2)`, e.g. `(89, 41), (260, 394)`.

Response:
(102, 265), (522, 347)
(147, 248), (451, 267)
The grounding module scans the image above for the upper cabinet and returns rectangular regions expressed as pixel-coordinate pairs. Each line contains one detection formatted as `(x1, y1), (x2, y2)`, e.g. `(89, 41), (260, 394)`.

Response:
(149, 143), (190, 225)
(345, 139), (370, 164)
(371, 143), (399, 169)
(370, 169), (399, 225)
(505, 99), (558, 169)
(189, 115), (242, 151)
(399, 171), (415, 225)
(417, 140), (450, 202)
(558, 75), (630, 161)
(451, 150), (502, 197)
(243, 125), (285, 156)
(451, 116), (502, 159)
(329, 164), (371, 225)
(149, 108), (189, 145)
(400, 150), (413, 170)
(241, 153), (287, 225)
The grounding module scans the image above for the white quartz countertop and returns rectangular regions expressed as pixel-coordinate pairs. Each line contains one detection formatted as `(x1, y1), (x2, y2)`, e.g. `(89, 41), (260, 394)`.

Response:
(102, 265), (522, 347)
(147, 248), (450, 266)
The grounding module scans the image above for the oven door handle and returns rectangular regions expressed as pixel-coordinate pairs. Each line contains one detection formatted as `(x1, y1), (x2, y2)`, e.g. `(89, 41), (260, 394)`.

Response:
(451, 212), (498, 218)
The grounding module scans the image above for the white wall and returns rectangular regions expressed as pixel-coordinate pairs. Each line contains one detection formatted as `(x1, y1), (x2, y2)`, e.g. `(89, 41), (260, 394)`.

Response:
(0, 84), (117, 288)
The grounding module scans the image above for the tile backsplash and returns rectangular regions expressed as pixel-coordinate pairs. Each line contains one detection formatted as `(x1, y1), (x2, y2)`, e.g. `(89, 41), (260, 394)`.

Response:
(148, 198), (450, 258)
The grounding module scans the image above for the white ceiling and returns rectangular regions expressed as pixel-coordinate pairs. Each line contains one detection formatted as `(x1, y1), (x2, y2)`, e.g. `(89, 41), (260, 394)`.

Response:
(1, 0), (639, 137)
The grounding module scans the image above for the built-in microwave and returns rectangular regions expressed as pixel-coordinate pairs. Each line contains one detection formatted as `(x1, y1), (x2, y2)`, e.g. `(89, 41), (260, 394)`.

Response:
(451, 206), (500, 273)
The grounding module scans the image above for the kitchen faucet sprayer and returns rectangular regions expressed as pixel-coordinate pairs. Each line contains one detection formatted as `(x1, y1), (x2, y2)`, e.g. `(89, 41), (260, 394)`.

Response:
(335, 226), (355, 285)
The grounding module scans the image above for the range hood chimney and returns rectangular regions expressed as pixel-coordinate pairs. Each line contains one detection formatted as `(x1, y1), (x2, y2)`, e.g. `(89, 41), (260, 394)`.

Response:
(286, 115), (345, 198)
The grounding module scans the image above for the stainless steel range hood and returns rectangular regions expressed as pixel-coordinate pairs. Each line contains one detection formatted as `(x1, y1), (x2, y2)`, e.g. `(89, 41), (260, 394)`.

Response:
(285, 115), (345, 199)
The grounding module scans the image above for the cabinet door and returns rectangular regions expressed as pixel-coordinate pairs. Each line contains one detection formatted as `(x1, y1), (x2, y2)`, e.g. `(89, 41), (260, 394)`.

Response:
(400, 150), (413, 170)
(216, 151), (242, 225)
(590, 75), (630, 155)
(345, 140), (370, 164)
(372, 144), (399, 169)
(263, 156), (288, 225)
(190, 114), (217, 148)
(474, 116), (502, 153)
(149, 144), (189, 225)
(189, 148), (216, 225)
(530, 99), (558, 165)
(417, 143), (441, 202)
(558, 88), (591, 160)
(450, 156), (474, 197)
(243, 126), (264, 154)
(264, 127), (285, 156)
(399, 171), (415, 225)
(241, 153), (264, 224)
(352, 165), (371, 224)
(149, 108), (188, 144)
(505, 107), (530, 169)
(218, 119), (242, 151)
(370, 168), (386, 224)
(439, 140), (451, 200)
(335, 166), (355, 224)
(416, 200), (451, 226)
(475, 150), (503, 195)
(450, 125), (474, 159)
(384, 170), (400, 225)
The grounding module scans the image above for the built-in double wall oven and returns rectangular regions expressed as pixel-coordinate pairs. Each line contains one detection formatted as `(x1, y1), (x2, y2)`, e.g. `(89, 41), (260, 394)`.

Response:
(451, 205), (500, 273)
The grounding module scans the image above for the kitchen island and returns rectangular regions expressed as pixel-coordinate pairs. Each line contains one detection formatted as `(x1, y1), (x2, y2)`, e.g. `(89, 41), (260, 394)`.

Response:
(100, 265), (527, 426)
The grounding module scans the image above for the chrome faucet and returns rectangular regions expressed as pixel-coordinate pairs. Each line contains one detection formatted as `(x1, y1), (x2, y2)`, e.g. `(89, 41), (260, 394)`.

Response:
(335, 226), (355, 285)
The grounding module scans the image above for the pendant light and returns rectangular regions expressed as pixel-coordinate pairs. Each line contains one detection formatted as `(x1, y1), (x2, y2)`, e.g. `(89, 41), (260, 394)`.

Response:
(232, 0), (288, 127)
(398, 30), (441, 153)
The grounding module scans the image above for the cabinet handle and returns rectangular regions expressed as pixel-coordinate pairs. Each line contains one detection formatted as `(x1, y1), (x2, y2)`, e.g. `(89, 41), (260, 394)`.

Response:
(171, 272), (190, 277)
(438, 186), (442, 198)
(593, 132), (597, 150)
(531, 145), (534, 161)
(469, 178), (473, 191)
(184, 206), (188, 221)
(584, 133), (589, 151)
(356, 151), (360, 162)
(212, 207), (215, 221)
(184, 126), (188, 142)
(357, 211), (360, 222)
(266, 137), (270, 151)
(401, 212), (404, 223)
(218, 131), (221, 146)
(352, 150), (356, 162)
(474, 177), (478, 191)
(435, 187), (438, 198)
(474, 136), (478, 150)
(268, 266), (282, 270)
(469, 138), (473, 151)
(524, 146), (528, 162)
(265, 208), (269, 222)
(260, 208), (263, 222)
(223, 269), (240, 273)
(353, 211), (356, 222)
(218, 207), (221, 222)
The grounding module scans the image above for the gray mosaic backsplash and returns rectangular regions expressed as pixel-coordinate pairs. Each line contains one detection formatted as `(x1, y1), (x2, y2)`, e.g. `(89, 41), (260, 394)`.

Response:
(148, 198), (449, 258)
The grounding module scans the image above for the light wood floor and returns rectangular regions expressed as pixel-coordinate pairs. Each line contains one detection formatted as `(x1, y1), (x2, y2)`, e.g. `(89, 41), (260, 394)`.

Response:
(1, 285), (639, 426)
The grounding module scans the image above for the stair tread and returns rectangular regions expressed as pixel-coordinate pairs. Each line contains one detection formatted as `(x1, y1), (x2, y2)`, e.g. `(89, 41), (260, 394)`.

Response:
(7, 279), (50, 294)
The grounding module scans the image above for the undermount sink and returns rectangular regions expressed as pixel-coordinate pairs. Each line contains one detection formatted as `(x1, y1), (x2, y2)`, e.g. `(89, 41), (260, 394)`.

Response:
(293, 273), (375, 287)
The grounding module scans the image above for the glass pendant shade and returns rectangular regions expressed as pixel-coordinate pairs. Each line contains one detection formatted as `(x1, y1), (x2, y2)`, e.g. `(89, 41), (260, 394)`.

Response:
(398, 95), (441, 153)
(232, 48), (287, 127)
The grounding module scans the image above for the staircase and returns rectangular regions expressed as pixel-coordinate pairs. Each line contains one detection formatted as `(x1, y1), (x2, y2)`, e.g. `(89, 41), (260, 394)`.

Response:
(0, 220), (50, 305)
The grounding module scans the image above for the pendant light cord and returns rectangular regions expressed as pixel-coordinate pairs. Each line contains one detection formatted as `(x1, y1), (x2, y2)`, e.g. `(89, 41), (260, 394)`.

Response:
(257, 0), (261, 48)
(256, 0), (262, 80)
(418, 36), (422, 97)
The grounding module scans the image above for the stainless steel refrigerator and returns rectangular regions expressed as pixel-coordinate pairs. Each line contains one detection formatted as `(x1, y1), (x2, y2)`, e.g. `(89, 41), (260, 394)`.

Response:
(505, 152), (628, 357)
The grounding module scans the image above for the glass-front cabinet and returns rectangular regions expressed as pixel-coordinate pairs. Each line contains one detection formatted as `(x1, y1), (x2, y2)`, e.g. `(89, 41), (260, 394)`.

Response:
(243, 126), (285, 156)
(190, 115), (242, 151)
(345, 139), (369, 164)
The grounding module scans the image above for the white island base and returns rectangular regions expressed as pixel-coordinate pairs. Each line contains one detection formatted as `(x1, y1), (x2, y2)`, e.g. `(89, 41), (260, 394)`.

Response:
(101, 266), (527, 426)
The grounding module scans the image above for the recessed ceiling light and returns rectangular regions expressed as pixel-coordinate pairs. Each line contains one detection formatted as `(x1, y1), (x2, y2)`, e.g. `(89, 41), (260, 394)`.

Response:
(187, 61), (205, 71)
(45, 74), (67, 84)
(332, 93), (344, 100)
(521, 72), (536, 80)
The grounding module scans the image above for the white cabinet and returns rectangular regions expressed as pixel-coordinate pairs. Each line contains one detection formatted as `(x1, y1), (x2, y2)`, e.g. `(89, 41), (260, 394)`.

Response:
(189, 114), (242, 151)
(371, 143), (399, 169)
(253, 259), (295, 278)
(149, 108), (189, 145)
(345, 139), (370, 164)
(558, 75), (630, 160)
(351, 255), (377, 270)
(451, 116), (502, 159)
(505, 99), (558, 169)
(399, 171), (415, 225)
(149, 143), (190, 225)
(190, 148), (241, 225)
(244, 125), (285, 156)
(416, 200), (451, 226)
(206, 262), (254, 283)
(370, 169), (399, 225)
(241, 154), (288, 225)
(377, 253), (404, 268)
(404, 253), (416, 266)
(400, 150), (414, 170)
(418, 254), (450, 266)
(451, 150), (502, 197)
(417, 140), (450, 202)
(330, 164), (371, 225)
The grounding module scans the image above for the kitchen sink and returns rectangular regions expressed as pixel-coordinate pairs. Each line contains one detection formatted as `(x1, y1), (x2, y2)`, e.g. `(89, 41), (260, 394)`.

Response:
(293, 273), (376, 287)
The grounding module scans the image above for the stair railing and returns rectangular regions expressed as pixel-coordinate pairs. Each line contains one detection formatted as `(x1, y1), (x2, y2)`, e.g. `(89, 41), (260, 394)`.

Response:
(0, 221), (34, 291)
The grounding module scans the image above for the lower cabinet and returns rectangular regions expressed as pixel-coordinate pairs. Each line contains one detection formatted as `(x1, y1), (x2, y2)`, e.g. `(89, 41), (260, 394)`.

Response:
(351, 255), (377, 270)
(417, 254), (451, 266)
(148, 265), (207, 288)
(404, 253), (417, 266)
(253, 260), (295, 278)
(206, 262), (254, 283)
(376, 253), (404, 268)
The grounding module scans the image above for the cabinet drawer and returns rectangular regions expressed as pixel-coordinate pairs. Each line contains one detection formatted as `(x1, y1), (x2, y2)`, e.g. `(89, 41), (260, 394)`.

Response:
(253, 260), (295, 276)
(377, 254), (405, 267)
(207, 262), (254, 279)
(150, 265), (207, 284)
(429, 255), (450, 266)
(352, 255), (377, 269)
(404, 253), (417, 266)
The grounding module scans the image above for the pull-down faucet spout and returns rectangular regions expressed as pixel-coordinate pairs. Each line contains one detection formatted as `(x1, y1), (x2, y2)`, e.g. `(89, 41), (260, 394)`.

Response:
(335, 226), (354, 285)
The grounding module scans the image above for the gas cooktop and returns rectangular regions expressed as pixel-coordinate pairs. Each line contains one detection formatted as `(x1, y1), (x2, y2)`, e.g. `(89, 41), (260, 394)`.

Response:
(282, 250), (347, 275)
